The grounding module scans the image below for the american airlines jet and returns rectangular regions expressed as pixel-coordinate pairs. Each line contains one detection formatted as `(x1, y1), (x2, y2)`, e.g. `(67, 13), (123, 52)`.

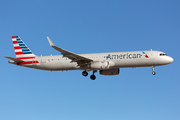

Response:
(4, 36), (173, 80)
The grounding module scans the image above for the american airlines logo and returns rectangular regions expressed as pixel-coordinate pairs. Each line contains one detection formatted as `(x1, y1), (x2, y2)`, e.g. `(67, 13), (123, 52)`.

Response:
(142, 51), (149, 58)
(106, 53), (143, 60)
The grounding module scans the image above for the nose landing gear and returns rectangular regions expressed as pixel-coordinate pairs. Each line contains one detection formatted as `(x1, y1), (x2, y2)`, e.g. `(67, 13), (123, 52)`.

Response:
(151, 66), (156, 75)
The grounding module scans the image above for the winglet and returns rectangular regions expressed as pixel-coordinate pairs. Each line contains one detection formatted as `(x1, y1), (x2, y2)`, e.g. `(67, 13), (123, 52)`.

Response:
(47, 36), (55, 46)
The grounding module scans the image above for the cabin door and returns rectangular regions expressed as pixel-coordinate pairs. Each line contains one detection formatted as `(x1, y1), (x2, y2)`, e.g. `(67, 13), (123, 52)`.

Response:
(150, 51), (155, 59)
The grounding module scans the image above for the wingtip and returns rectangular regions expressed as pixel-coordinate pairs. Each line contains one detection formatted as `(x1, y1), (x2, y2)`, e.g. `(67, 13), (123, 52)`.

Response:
(47, 36), (55, 46)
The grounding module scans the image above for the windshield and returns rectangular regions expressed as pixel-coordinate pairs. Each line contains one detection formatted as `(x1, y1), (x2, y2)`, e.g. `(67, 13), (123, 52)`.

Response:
(160, 53), (167, 56)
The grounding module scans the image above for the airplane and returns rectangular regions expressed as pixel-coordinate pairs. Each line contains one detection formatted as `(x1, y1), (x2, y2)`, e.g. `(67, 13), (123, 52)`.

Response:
(4, 36), (173, 80)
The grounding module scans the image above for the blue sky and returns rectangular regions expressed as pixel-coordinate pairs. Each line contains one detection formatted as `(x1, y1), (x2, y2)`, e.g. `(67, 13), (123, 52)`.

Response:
(1, 0), (180, 120)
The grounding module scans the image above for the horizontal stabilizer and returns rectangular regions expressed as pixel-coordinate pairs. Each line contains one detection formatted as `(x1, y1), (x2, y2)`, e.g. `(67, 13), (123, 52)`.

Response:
(4, 56), (24, 63)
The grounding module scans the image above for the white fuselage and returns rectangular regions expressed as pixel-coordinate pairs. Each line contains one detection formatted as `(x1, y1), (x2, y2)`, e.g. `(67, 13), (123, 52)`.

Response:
(20, 50), (173, 71)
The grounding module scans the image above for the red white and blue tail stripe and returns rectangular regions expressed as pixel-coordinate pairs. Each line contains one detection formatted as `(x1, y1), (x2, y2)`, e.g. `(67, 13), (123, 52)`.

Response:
(12, 36), (39, 65)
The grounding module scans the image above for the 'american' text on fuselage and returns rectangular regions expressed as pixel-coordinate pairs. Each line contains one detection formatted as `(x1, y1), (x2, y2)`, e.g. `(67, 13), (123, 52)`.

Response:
(106, 53), (143, 60)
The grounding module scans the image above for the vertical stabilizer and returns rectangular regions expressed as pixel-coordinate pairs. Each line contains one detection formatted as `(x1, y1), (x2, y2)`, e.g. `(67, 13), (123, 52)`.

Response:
(12, 36), (38, 65)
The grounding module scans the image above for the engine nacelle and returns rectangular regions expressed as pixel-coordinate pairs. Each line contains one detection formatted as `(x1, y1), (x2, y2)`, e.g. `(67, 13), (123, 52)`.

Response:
(100, 68), (120, 76)
(90, 61), (115, 70)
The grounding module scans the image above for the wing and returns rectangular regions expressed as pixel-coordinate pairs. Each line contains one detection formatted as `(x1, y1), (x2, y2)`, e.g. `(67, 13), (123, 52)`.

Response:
(47, 37), (93, 65)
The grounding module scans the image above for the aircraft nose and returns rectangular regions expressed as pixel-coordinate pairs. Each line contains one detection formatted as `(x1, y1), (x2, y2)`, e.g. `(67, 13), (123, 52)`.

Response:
(167, 57), (174, 63)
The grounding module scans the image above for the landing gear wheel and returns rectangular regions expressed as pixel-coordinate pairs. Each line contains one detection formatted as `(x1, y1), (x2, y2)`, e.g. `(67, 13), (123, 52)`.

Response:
(151, 66), (156, 75)
(152, 71), (156, 75)
(82, 71), (88, 77)
(90, 75), (96, 80)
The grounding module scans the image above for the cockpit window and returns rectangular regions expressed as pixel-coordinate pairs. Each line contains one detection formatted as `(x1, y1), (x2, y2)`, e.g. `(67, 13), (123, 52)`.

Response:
(160, 53), (167, 56)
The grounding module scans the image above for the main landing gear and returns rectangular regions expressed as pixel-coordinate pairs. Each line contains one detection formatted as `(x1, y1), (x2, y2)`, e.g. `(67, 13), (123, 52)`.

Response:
(90, 70), (97, 80)
(151, 66), (156, 75)
(82, 70), (97, 80)
(82, 71), (88, 76)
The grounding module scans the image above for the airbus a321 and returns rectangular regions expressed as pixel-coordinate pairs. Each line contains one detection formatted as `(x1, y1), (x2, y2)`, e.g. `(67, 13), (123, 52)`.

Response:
(4, 36), (173, 80)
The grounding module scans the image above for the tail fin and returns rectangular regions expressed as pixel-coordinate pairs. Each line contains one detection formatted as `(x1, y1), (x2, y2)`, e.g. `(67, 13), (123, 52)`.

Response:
(12, 36), (36, 59)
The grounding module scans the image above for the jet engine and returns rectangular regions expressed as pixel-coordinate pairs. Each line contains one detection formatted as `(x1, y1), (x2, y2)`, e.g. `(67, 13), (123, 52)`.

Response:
(100, 68), (119, 75)
(90, 61), (115, 70)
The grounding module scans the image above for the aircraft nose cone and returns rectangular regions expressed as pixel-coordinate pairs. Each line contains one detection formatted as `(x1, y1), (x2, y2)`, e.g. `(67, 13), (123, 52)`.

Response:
(167, 57), (174, 63)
